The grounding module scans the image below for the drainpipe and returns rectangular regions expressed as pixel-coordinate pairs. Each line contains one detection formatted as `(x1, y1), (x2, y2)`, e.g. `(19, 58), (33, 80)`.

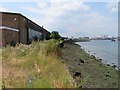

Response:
(42, 26), (46, 40)
(43, 29), (46, 40)
(18, 16), (20, 44)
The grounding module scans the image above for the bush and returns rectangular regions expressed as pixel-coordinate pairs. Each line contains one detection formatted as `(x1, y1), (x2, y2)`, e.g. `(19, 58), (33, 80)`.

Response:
(50, 31), (61, 39)
(44, 39), (61, 56)
(33, 36), (39, 41)
(10, 40), (16, 47)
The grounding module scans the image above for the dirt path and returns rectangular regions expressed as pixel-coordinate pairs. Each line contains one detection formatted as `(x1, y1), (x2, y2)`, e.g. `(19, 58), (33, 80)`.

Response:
(61, 42), (119, 88)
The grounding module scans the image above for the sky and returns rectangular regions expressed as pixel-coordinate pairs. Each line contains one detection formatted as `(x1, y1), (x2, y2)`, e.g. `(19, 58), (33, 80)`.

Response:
(0, 0), (118, 38)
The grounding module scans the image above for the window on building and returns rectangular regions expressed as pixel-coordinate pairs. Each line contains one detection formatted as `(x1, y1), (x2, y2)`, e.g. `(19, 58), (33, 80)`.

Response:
(28, 28), (42, 42)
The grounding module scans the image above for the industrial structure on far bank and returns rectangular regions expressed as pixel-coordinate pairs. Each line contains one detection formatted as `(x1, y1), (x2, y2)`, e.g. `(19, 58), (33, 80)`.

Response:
(0, 12), (51, 47)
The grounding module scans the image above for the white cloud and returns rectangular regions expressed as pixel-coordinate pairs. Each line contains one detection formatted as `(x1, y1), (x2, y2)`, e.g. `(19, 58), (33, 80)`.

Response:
(22, 1), (90, 15)
(0, 6), (19, 13)
(53, 12), (117, 37)
(0, 7), (9, 12)
(22, 1), (90, 29)
(22, 2), (117, 37)
(50, 0), (85, 3)
(37, 2), (49, 9)
(106, 2), (118, 13)
(21, 7), (44, 14)
(0, 0), (119, 2)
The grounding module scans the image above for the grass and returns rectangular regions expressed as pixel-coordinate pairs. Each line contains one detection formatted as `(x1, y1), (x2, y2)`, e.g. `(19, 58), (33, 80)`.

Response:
(0, 49), (2, 89)
(61, 43), (119, 88)
(76, 75), (90, 88)
(2, 39), (74, 88)
(76, 47), (119, 88)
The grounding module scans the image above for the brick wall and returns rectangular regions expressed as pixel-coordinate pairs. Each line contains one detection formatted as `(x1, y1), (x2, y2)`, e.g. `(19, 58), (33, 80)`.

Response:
(0, 29), (2, 47)
(0, 13), (2, 47)
(19, 15), (28, 44)
(1, 29), (19, 46)
(0, 12), (50, 47)
(1, 12), (28, 46)
(2, 13), (20, 29)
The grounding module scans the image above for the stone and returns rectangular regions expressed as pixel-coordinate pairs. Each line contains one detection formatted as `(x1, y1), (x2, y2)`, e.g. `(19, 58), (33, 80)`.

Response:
(91, 55), (95, 59)
(112, 82), (117, 85)
(79, 59), (84, 63)
(58, 41), (64, 48)
(106, 74), (110, 77)
(112, 65), (117, 68)
(99, 58), (102, 61)
(107, 64), (110, 66)
(78, 63), (80, 66)
(73, 71), (81, 78)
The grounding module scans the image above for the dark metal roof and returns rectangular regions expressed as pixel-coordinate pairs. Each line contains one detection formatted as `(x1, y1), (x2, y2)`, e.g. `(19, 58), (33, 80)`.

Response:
(0, 12), (51, 34)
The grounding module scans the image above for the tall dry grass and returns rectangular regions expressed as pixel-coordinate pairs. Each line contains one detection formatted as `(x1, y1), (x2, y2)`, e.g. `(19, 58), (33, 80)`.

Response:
(2, 39), (74, 88)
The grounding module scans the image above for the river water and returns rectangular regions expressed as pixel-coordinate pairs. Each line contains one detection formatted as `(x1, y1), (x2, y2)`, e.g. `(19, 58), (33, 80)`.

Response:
(76, 40), (119, 69)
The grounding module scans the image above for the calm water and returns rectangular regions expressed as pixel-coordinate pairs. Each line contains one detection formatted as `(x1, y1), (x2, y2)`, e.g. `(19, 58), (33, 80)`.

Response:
(77, 40), (119, 69)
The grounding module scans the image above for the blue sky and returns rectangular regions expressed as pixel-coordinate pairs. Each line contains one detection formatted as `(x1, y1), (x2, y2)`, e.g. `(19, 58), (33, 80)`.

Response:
(0, 0), (118, 38)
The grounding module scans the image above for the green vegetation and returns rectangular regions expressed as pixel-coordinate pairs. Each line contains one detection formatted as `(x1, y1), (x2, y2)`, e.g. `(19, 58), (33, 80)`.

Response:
(50, 31), (61, 39)
(76, 75), (90, 88)
(2, 39), (118, 88)
(2, 40), (74, 88)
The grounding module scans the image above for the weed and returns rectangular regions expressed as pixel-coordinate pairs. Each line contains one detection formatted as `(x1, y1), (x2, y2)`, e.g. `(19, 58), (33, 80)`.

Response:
(2, 40), (74, 88)
(76, 75), (90, 88)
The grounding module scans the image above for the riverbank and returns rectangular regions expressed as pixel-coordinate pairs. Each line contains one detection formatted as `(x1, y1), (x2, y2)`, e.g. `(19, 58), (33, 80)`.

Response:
(76, 40), (118, 69)
(1, 40), (120, 88)
(61, 41), (119, 88)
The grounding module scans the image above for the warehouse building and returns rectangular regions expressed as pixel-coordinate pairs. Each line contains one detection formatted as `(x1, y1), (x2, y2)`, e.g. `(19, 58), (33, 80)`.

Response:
(0, 12), (50, 47)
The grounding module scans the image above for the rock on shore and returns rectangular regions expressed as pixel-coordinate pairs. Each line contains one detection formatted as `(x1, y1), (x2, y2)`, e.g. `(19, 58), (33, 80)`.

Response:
(61, 42), (119, 88)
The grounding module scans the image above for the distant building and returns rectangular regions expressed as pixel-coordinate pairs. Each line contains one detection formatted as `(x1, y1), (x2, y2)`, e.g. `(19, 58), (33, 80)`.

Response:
(0, 12), (50, 47)
(83, 37), (89, 39)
